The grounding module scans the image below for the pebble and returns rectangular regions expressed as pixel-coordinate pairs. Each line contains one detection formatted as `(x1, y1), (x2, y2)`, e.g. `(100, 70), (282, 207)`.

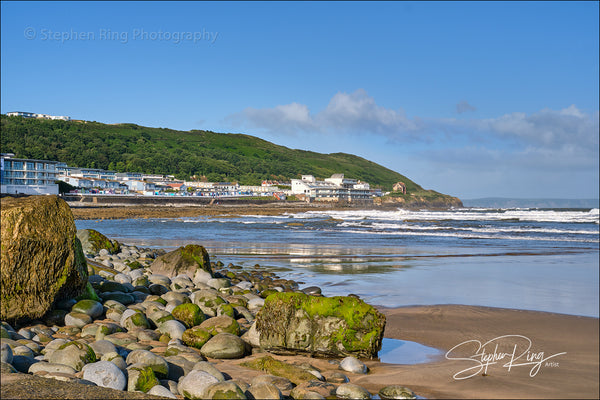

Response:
(340, 356), (368, 374)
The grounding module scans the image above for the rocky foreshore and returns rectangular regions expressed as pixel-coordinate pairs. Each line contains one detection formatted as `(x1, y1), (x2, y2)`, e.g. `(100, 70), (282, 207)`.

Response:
(1, 197), (415, 400)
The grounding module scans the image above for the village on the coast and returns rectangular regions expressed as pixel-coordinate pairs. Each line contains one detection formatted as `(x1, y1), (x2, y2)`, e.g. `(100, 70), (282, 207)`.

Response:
(1, 151), (407, 203)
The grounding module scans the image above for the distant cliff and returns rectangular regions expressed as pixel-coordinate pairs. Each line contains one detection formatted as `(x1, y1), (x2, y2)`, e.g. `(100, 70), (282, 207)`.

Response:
(376, 191), (463, 209)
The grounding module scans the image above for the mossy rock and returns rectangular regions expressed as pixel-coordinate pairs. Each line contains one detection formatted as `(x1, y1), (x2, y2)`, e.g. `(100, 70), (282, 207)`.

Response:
(76, 229), (120, 256)
(182, 327), (212, 349)
(240, 355), (316, 385)
(203, 381), (246, 399)
(172, 303), (205, 328)
(75, 282), (101, 302)
(199, 315), (240, 336)
(149, 244), (212, 278)
(1, 196), (88, 324)
(256, 292), (386, 359)
(125, 260), (143, 270)
(217, 303), (235, 318)
(127, 365), (159, 393)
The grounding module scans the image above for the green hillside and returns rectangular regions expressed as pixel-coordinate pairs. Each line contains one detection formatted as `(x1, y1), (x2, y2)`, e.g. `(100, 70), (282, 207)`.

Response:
(1, 115), (432, 194)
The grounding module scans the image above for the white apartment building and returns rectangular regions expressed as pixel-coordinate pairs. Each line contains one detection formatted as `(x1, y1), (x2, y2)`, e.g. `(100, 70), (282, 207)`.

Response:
(291, 174), (372, 202)
(1, 154), (59, 195)
(6, 111), (70, 121)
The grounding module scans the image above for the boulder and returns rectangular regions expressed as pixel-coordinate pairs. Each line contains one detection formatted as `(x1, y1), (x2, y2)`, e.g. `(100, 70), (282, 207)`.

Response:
(378, 385), (417, 400)
(81, 360), (127, 390)
(200, 333), (246, 359)
(76, 229), (120, 256)
(246, 382), (282, 400)
(204, 381), (246, 399)
(172, 303), (205, 328)
(127, 364), (160, 393)
(178, 370), (220, 400)
(1, 196), (88, 323)
(47, 341), (97, 371)
(336, 383), (372, 399)
(290, 381), (336, 399)
(125, 349), (169, 379)
(71, 299), (104, 319)
(150, 244), (212, 278)
(199, 315), (240, 336)
(339, 356), (367, 374)
(256, 293), (385, 358)
(182, 327), (212, 349)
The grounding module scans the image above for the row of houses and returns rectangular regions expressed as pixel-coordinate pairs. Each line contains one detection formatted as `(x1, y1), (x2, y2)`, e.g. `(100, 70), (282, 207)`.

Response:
(1, 154), (381, 201)
(6, 111), (71, 121)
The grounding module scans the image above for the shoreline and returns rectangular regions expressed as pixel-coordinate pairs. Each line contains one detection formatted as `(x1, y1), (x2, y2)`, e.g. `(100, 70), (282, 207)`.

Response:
(2, 304), (597, 399)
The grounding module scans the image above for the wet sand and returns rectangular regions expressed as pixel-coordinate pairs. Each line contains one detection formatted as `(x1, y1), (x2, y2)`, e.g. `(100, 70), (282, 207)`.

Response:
(2, 305), (597, 399)
(68, 203), (351, 220)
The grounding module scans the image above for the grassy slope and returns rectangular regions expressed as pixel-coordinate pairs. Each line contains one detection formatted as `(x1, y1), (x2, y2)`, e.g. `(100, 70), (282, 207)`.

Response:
(0, 115), (457, 201)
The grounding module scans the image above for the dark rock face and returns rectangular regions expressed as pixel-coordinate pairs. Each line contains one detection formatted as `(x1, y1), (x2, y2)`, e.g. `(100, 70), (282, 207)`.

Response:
(149, 244), (212, 278)
(256, 292), (386, 359)
(1, 196), (88, 323)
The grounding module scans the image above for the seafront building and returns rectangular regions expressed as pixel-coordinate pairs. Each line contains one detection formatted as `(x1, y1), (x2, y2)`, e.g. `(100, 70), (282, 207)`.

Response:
(6, 111), (70, 121)
(291, 174), (373, 203)
(0, 153), (59, 195)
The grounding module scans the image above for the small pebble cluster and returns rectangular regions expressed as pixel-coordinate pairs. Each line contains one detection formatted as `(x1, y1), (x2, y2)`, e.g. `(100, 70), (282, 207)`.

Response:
(0, 242), (416, 400)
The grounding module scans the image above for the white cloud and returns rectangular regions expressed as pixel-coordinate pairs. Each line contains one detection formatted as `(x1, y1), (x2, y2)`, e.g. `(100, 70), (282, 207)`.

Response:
(227, 89), (424, 138)
(225, 90), (599, 173)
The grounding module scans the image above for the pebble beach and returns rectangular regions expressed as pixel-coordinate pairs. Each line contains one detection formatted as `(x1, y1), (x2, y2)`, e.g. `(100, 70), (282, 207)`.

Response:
(1, 203), (598, 399)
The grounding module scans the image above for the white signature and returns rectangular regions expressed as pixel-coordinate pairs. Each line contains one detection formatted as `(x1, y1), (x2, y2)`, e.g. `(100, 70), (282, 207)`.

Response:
(445, 335), (566, 380)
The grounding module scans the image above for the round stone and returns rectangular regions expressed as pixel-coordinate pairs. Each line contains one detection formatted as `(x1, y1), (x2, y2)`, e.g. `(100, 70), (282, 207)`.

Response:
(378, 385), (417, 400)
(1, 343), (13, 364)
(204, 381), (246, 399)
(178, 370), (219, 400)
(246, 382), (282, 399)
(148, 384), (177, 398)
(64, 312), (92, 328)
(158, 320), (187, 341)
(72, 299), (104, 319)
(126, 349), (169, 379)
(336, 383), (372, 399)
(200, 333), (246, 359)
(339, 356), (367, 374)
(82, 360), (127, 390)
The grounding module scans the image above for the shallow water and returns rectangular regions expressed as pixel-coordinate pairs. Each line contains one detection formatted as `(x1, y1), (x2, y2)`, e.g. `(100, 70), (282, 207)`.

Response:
(77, 207), (599, 317)
(378, 338), (442, 364)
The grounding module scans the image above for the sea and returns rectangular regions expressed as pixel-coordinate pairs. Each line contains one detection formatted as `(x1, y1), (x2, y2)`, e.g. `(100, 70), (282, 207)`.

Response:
(76, 207), (600, 318)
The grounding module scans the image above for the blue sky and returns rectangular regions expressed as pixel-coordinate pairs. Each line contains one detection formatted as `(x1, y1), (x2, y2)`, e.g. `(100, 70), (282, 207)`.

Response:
(1, 1), (598, 199)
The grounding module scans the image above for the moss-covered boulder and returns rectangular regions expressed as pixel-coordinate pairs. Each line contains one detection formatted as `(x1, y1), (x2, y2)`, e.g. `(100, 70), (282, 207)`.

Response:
(76, 229), (120, 256)
(149, 244), (212, 278)
(172, 303), (205, 328)
(1, 196), (88, 323)
(256, 292), (385, 359)
(182, 327), (212, 349)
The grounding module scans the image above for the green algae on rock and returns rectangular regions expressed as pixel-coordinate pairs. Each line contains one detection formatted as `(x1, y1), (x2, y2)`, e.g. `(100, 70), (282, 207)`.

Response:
(172, 303), (205, 328)
(77, 228), (121, 256)
(150, 244), (212, 278)
(240, 355), (317, 385)
(1, 196), (88, 323)
(256, 292), (385, 359)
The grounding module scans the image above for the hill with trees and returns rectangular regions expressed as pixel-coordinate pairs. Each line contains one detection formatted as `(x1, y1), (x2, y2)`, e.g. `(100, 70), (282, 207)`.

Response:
(0, 115), (461, 204)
